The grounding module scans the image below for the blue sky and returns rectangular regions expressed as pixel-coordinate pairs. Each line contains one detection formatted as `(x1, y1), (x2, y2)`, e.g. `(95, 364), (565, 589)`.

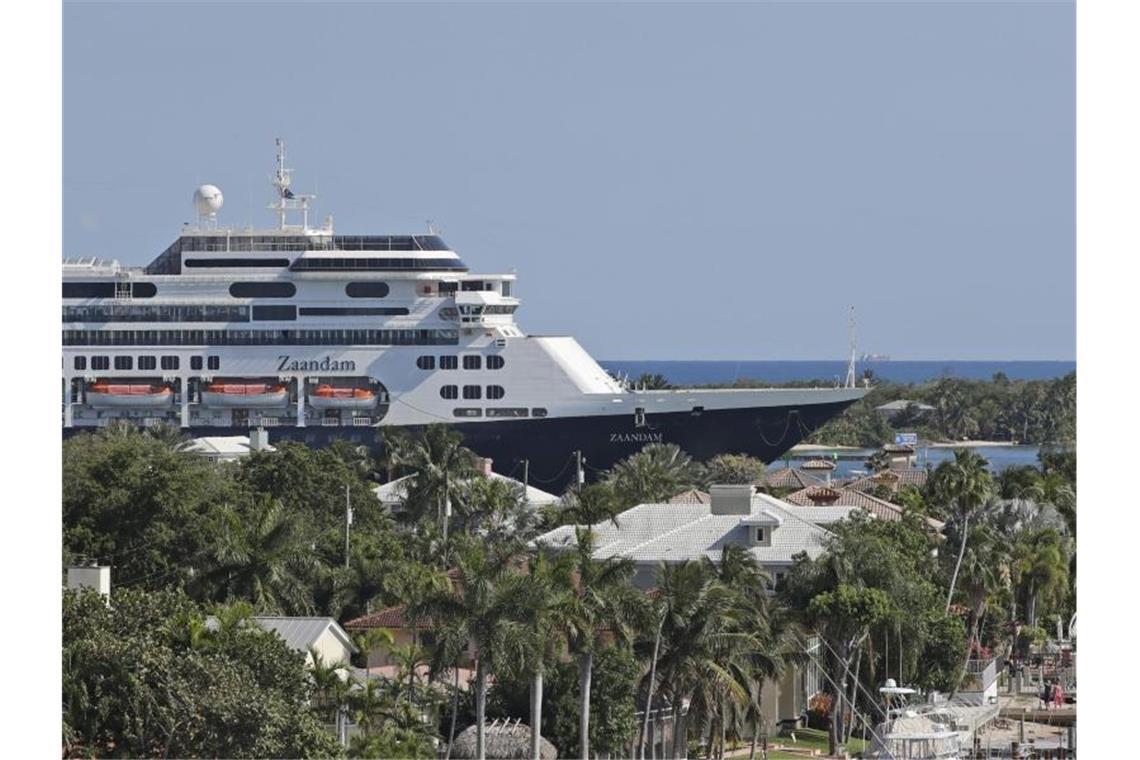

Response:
(64, 1), (1075, 360)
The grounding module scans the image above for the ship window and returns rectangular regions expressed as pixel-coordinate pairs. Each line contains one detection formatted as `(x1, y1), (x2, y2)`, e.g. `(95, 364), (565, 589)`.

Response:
(161, 356), (179, 370)
(131, 282), (157, 298)
(462, 385), (481, 400)
(63, 282), (116, 299)
(114, 356), (133, 370)
(439, 281), (459, 295)
(73, 356), (87, 370)
(345, 282), (390, 298)
(487, 355), (505, 370)
(185, 258), (290, 268)
(191, 356), (203, 370)
(417, 356), (436, 370)
(229, 282), (297, 298)
(486, 408), (528, 418)
(502, 282), (512, 297)
(463, 355), (482, 370)
(531, 407), (548, 417)
(299, 307), (409, 316)
(440, 355), (458, 370)
(91, 356), (110, 371)
(453, 408), (482, 418)
(138, 356), (157, 370)
(486, 385), (505, 400)
(440, 385), (458, 400)
(207, 356), (220, 370)
(461, 281), (484, 291)
(252, 305), (297, 321)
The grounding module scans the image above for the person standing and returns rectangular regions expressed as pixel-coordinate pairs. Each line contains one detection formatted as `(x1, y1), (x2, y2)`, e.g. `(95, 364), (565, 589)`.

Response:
(1054, 681), (1065, 709)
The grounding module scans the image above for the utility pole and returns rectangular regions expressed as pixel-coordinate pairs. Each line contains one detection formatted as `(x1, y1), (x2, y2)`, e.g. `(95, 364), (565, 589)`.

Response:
(522, 458), (529, 490)
(344, 484), (352, 569)
(575, 450), (585, 489)
(845, 305), (857, 389)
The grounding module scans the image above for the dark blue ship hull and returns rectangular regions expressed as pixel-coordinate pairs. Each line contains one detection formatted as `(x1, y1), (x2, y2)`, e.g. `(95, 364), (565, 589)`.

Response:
(64, 399), (856, 490)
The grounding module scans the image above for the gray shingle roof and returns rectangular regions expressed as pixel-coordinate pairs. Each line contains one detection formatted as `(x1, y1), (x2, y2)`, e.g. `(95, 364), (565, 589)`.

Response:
(252, 616), (358, 655)
(534, 493), (840, 567)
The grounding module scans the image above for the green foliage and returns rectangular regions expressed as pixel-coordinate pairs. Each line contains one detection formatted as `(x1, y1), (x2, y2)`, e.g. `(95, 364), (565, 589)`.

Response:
(546, 646), (640, 758)
(604, 443), (704, 508)
(913, 611), (967, 693)
(701, 453), (767, 486)
(63, 427), (237, 589)
(62, 587), (341, 759)
(803, 373), (1076, 447)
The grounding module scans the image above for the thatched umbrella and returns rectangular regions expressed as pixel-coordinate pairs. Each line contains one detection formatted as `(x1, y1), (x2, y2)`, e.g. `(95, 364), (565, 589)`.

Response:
(449, 720), (558, 760)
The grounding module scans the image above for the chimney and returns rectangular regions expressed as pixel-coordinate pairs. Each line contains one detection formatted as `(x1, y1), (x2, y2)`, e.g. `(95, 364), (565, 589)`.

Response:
(250, 428), (270, 452)
(479, 457), (494, 478)
(709, 485), (753, 515)
(67, 564), (111, 599)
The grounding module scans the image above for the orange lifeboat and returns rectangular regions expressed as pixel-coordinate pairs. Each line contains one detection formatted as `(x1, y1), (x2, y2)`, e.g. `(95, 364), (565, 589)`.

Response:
(201, 382), (289, 408)
(308, 384), (377, 410)
(87, 381), (174, 408)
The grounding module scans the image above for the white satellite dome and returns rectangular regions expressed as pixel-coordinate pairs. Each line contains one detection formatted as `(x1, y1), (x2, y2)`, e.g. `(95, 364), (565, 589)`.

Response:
(193, 184), (224, 216)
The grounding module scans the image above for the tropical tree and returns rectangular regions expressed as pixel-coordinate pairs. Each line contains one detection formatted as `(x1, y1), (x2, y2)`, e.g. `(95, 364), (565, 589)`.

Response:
(634, 373), (673, 390)
(564, 529), (649, 760)
(702, 454), (766, 486)
(927, 449), (994, 612)
(605, 443), (703, 508)
(422, 537), (531, 760)
(195, 495), (319, 615)
(384, 425), (479, 538)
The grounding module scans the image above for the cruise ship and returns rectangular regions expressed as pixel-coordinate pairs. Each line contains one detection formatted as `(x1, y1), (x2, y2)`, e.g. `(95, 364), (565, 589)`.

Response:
(63, 141), (867, 484)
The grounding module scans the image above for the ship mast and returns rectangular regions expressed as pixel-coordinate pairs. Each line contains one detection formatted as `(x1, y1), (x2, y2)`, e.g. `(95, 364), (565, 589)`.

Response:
(269, 138), (320, 231)
(845, 305), (857, 389)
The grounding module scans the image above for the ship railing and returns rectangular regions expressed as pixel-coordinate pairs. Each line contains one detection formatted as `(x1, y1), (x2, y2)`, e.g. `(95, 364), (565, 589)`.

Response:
(322, 418), (339, 427)
(352, 417), (372, 427)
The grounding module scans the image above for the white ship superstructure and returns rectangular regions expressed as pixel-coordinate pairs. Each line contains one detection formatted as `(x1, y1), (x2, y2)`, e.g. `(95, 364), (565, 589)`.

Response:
(63, 141), (867, 483)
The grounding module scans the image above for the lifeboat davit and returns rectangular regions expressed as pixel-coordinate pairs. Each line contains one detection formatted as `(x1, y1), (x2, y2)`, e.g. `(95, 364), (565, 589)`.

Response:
(87, 382), (174, 408)
(308, 384), (377, 410)
(200, 382), (289, 408)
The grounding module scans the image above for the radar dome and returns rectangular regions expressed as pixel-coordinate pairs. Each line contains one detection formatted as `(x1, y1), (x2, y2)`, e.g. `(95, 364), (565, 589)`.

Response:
(194, 184), (224, 216)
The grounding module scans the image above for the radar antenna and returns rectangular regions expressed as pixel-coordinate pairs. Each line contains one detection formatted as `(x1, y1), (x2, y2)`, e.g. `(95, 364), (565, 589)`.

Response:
(268, 138), (325, 232)
(845, 306), (857, 389)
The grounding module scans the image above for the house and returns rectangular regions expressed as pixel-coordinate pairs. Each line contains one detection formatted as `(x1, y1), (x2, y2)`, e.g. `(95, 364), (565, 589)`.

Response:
(844, 467), (930, 494)
(533, 485), (845, 730)
(534, 485), (846, 593)
(374, 457), (559, 512)
(874, 399), (935, 419)
(783, 483), (945, 532)
(184, 429), (275, 462)
(668, 488), (711, 504)
(251, 616), (358, 669)
(759, 466), (824, 491)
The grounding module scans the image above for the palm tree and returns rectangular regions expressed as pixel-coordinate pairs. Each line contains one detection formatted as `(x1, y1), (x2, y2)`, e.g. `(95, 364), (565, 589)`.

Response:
(565, 528), (649, 760)
(556, 481), (623, 529)
(455, 476), (532, 539)
(928, 449), (994, 612)
(197, 495), (318, 615)
(1012, 528), (1070, 628)
(950, 520), (1006, 695)
(605, 443), (703, 508)
(386, 424), (479, 537)
(422, 537), (531, 760)
(516, 550), (576, 760)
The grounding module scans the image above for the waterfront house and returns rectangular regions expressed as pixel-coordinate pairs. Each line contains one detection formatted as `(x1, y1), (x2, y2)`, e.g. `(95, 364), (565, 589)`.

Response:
(759, 466), (825, 491)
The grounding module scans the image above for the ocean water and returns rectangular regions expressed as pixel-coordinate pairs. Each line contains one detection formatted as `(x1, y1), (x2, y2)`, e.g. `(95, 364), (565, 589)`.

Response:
(599, 360), (1075, 386)
(781, 445), (1043, 477)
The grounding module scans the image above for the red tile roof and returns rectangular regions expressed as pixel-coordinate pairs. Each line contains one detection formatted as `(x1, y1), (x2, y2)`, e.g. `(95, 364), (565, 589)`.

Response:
(344, 605), (435, 632)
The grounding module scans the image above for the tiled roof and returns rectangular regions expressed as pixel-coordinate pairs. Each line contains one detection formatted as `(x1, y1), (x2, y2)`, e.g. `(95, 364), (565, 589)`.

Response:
(534, 493), (838, 567)
(344, 606), (434, 631)
(252, 616), (358, 654)
(801, 459), (838, 471)
(846, 468), (930, 493)
(669, 489), (711, 504)
(761, 468), (823, 490)
(783, 485), (944, 531)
